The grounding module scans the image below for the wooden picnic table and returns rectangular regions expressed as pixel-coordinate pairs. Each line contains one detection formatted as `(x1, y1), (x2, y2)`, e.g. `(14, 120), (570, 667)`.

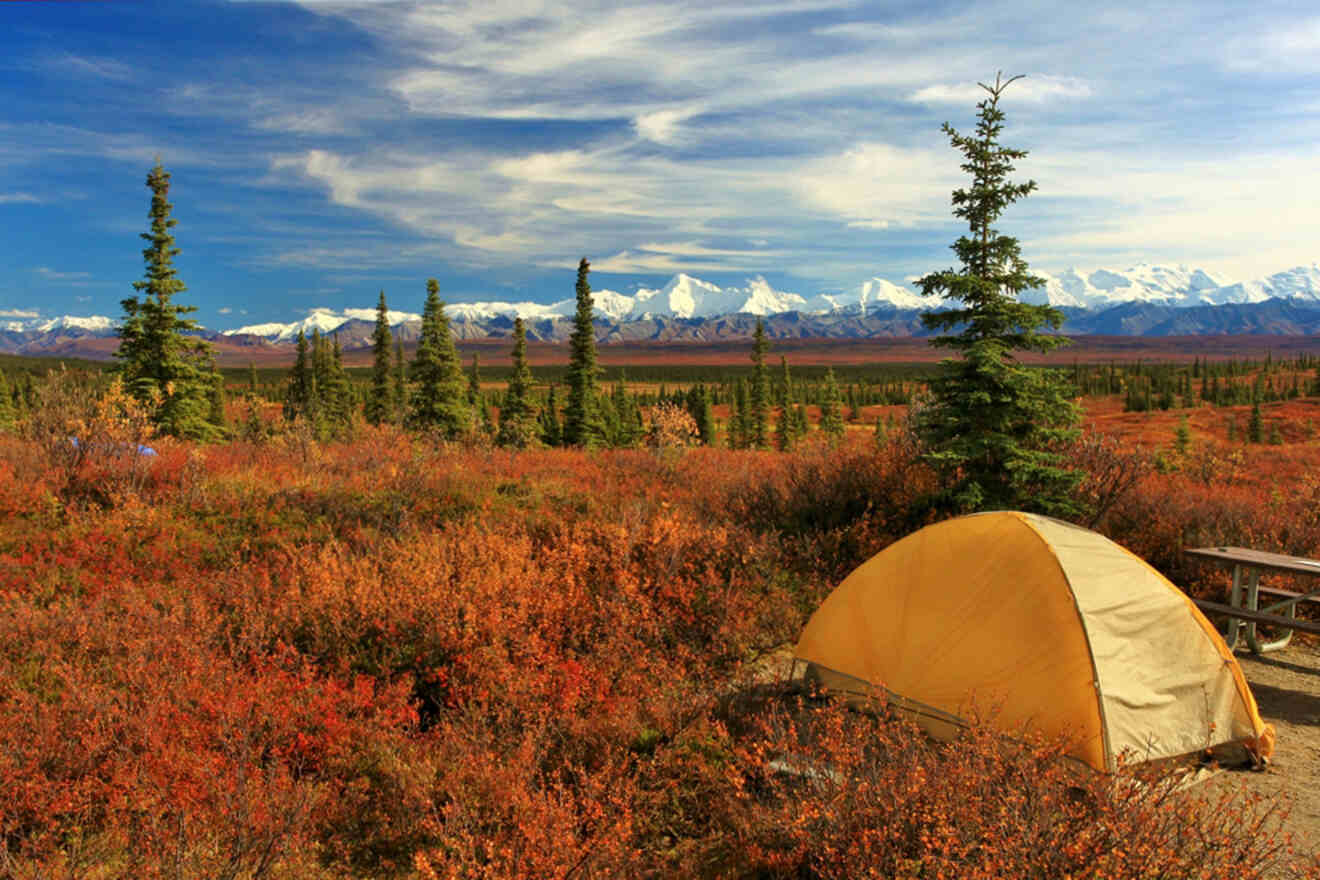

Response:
(1185, 546), (1320, 653)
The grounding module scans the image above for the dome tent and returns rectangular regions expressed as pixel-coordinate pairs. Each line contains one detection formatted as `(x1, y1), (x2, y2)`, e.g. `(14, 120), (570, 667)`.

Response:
(794, 511), (1274, 772)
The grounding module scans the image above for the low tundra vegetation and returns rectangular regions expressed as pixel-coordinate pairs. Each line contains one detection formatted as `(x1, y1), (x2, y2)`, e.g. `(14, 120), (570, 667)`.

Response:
(0, 389), (1316, 879)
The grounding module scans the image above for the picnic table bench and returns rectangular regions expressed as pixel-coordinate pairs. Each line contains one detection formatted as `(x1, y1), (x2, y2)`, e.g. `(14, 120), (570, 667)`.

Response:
(1185, 546), (1320, 653)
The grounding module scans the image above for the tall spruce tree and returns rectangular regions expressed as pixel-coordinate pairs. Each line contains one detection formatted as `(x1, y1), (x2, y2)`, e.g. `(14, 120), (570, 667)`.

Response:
(914, 73), (1080, 515)
(820, 368), (845, 440)
(366, 291), (393, 425)
(115, 161), (219, 438)
(467, 353), (482, 406)
(540, 384), (562, 446)
(728, 378), (750, 449)
(392, 339), (407, 424)
(0, 370), (13, 430)
(562, 258), (605, 447)
(749, 318), (770, 448)
(410, 278), (470, 438)
(284, 329), (312, 421)
(776, 356), (792, 408)
(686, 383), (714, 446)
(496, 317), (538, 447)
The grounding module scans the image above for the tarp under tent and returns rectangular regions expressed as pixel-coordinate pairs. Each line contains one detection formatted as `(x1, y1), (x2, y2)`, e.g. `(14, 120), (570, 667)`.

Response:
(794, 511), (1275, 772)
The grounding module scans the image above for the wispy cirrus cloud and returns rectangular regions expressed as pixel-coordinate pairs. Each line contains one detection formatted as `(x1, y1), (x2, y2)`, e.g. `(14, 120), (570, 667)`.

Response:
(34, 266), (92, 281)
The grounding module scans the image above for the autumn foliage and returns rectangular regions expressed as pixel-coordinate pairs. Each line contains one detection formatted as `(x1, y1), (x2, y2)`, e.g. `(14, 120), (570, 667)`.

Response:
(0, 386), (1315, 878)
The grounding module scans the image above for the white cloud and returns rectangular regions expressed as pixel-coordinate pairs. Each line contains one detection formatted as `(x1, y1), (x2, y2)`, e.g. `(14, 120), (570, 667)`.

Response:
(0, 193), (40, 204)
(0, 308), (39, 319)
(252, 109), (351, 135)
(634, 108), (697, 145)
(34, 266), (93, 281)
(218, 306), (233, 314)
(58, 54), (134, 81)
(910, 75), (1094, 105)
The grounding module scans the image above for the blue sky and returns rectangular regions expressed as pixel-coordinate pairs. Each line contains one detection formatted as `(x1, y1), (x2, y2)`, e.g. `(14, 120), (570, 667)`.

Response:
(2, 0), (1318, 328)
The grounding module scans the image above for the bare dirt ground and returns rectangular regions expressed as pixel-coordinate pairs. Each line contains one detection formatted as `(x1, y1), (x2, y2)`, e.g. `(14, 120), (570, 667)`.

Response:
(1202, 637), (1320, 869)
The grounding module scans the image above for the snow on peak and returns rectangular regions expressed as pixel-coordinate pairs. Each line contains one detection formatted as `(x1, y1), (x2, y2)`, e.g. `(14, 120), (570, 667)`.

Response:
(35, 315), (116, 333)
(806, 277), (934, 313)
(1025, 264), (1235, 309)
(1188, 263), (1320, 306)
(629, 274), (806, 319)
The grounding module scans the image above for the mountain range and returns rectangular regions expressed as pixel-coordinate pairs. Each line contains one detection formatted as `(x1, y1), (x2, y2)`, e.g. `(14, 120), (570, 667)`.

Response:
(3, 262), (1320, 359)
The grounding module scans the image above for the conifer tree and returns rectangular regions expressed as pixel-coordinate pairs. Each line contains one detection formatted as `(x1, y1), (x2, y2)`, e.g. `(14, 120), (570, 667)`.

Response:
(467, 353), (482, 406)
(820, 368), (845, 440)
(728, 378), (750, 449)
(562, 258), (605, 447)
(540, 384), (562, 446)
(776, 356), (792, 408)
(791, 403), (809, 442)
(325, 334), (354, 432)
(774, 405), (792, 451)
(749, 318), (771, 448)
(1248, 402), (1263, 443)
(115, 160), (219, 438)
(410, 278), (470, 438)
(366, 291), (393, 425)
(0, 370), (13, 430)
(247, 363), (259, 396)
(686, 383), (714, 445)
(207, 373), (227, 432)
(284, 329), (313, 421)
(608, 372), (642, 446)
(392, 339), (407, 423)
(914, 73), (1080, 515)
(496, 317), (538, 447)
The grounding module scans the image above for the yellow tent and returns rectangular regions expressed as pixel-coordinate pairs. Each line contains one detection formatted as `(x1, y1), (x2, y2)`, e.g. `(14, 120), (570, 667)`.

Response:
(795, 511), (1274, 771)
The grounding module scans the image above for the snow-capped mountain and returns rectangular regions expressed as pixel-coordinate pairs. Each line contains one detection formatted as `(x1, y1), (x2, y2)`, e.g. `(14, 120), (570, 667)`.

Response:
(628, 274), (807, 319)
(8, 262), (1320, 357)
(1183, 263), (1320, 307)
(227, 307), (423, 343)
(806, 277), (935, 313)
(1, 314), (117, 334)
(1021, 264), (1232, 309)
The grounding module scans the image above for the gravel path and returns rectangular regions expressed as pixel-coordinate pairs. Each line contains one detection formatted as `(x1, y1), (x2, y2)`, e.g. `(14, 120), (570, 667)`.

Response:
(1203, 638), (1320, 873)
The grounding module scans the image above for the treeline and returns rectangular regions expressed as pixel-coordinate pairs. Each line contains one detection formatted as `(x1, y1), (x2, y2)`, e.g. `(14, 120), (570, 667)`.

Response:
(251, 264), (872, 452)
(1068, 354), (1320, 412)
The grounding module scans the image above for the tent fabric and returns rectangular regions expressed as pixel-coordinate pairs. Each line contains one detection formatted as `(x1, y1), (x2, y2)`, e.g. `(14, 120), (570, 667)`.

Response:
(794, 511), (1273, 772)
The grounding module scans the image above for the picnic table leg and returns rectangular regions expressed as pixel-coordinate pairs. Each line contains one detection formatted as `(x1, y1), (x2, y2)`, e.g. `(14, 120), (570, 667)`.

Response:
(1221, 564), (1243, 651)
(1245, 567), (1295, 653)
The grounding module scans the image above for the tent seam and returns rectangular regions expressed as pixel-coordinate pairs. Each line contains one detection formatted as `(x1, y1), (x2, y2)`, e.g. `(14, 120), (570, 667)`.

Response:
(1013, 512), (1116, 773)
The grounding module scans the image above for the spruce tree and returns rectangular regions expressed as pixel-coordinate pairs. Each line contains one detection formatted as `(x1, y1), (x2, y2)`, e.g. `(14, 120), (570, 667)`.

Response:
(115, 160), (219, 439)
(366, 291), (393, 426)
(820, 368), (845, 441)
(774, 405), (791, 451)
(207, 373), (227, 432)
(409, 278), (470, 438)
(467, 353), (482, 406)
(284, 329), (312, 421)
(791, 403), (809, 442)
(392, 339), (407, 424)
(1248, 402), (1263, 443)
(0, 370), (13, 430)
(776, 356), (792, 408)
(686, 383), (714, 446)
(326, 333), (354, 432)
(540, 384), (562, 446)
(247, 363), (259, 396)
(914, 73), (1080, 515)
(496, 316), (538, 447)
(748, 318), (771, 448)
(562, 258), (605, 447)
(728, 378), (750, 449)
